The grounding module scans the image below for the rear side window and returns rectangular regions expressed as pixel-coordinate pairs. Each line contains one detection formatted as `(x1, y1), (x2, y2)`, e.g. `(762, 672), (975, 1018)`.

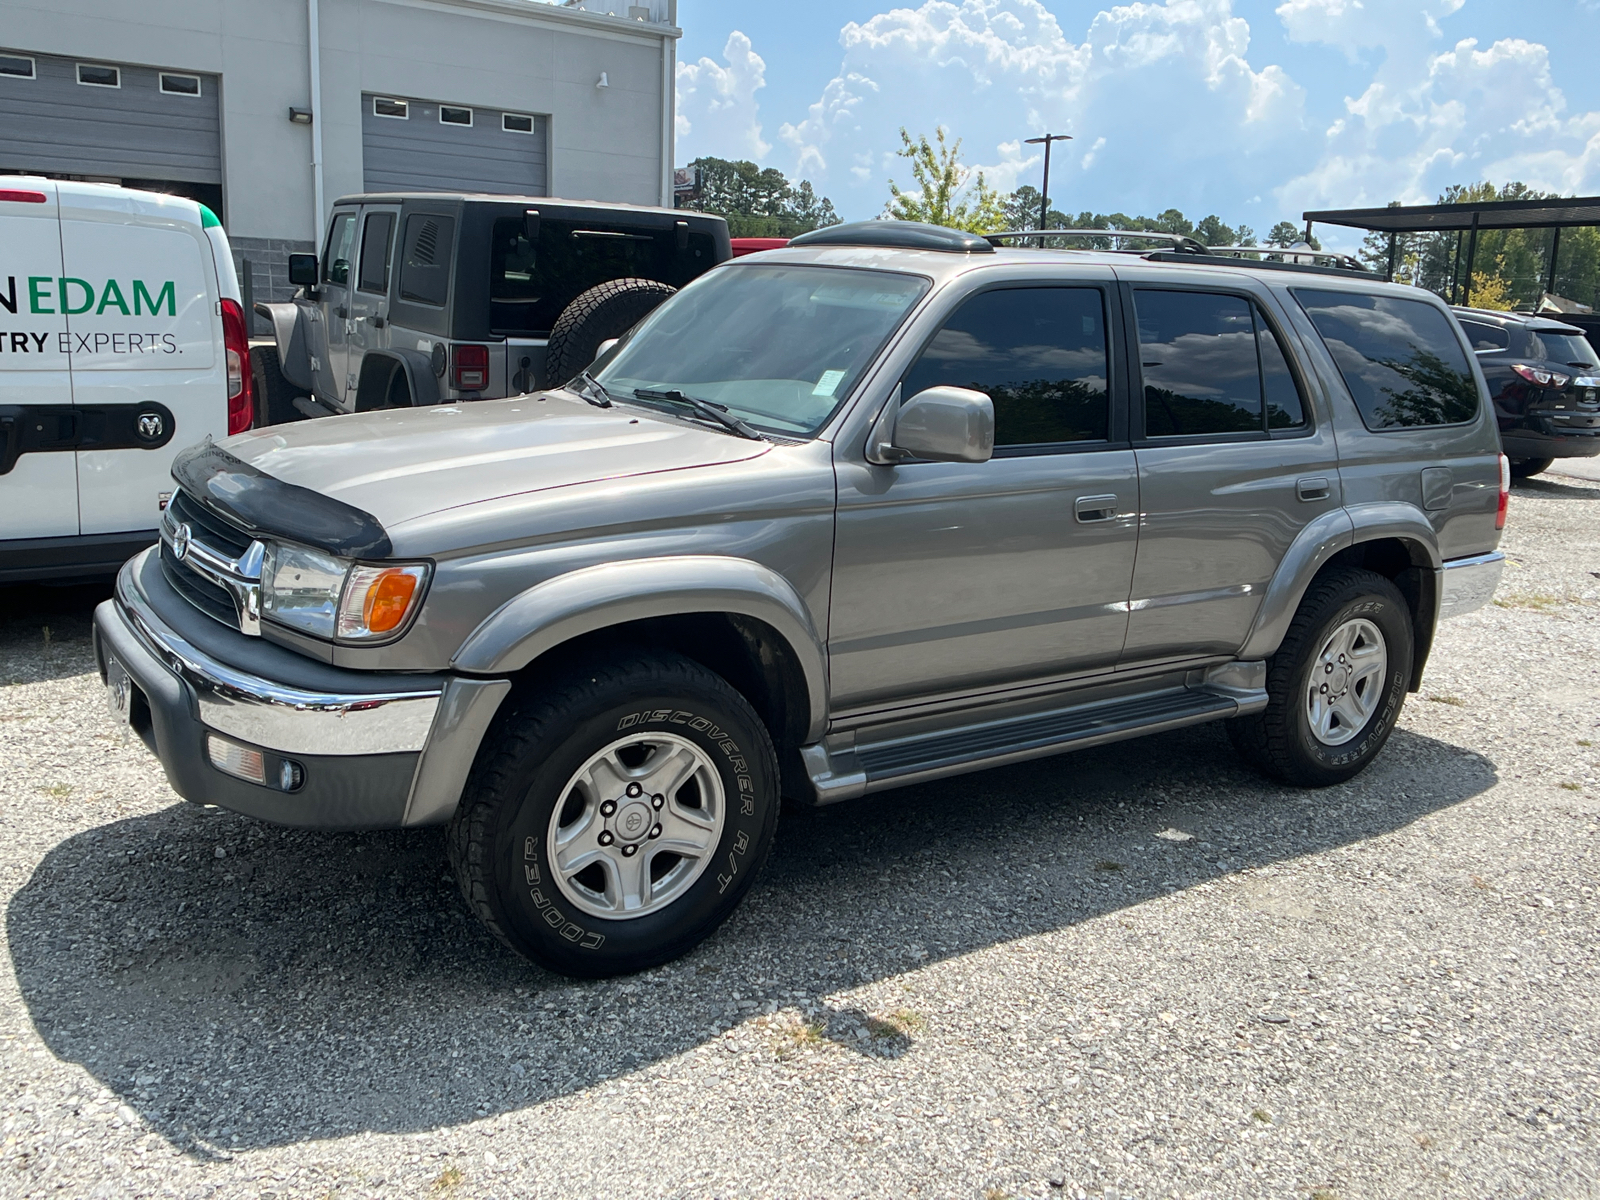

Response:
(398, 213), (455, 307)
(1458, 319), (1509, 353)
(1134, 290), (1307, 437)
(901, 287), (1110, 447)
(1527, 330), (1600, 368)
(357, 212), (395, 294)
(1294, 290), (1479, 429)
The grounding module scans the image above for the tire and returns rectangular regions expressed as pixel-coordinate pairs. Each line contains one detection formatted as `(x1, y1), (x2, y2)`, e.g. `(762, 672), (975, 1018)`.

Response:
(251, 342), (303, 426)
(1227, 567), (1414, 787)
(543, 278), (676, 386)
(448, 651), (780, 978)
(1509, 456), (1554, 479)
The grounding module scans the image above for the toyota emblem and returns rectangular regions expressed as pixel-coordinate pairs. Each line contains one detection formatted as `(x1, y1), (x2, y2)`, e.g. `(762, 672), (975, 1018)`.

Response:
(137, 412), (164, 441)
(171, 523), (192, 561)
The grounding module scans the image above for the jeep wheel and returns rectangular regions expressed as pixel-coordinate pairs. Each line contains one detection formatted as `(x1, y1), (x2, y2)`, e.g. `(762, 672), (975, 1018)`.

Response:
(251, 342), (303, 426)
(544, 278), (676, 386)
(1509, 456), (1554, 479)
(1227, 567), (1413, 787)
(448, 652), (779, 977)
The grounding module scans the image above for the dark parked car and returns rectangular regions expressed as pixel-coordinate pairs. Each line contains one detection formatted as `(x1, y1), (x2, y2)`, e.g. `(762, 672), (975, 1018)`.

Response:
(1454, 306), (1600, 477)
(253, 194), (731, 424)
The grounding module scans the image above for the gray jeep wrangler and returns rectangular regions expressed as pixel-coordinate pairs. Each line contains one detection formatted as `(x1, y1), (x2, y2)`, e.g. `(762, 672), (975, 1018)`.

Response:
(253, 193), (731, 424)
(94, 221), (1507, 977)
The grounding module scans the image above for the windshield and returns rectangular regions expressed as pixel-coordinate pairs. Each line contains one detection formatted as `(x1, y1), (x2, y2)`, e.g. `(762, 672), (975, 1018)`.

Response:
(1528, 330), (1600, 368)
(594, 263), (930, 436)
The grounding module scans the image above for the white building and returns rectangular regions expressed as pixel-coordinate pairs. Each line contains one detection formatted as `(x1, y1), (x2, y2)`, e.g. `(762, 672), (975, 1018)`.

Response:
(0, 0), (680, 302)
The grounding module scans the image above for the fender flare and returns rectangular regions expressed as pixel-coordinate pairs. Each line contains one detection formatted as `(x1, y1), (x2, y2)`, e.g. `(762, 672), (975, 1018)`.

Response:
(1238, 502), (1442, 662)
(451, 555), (829, 742)
(255, 302), (314, 392)
(354, 348), (441, 409)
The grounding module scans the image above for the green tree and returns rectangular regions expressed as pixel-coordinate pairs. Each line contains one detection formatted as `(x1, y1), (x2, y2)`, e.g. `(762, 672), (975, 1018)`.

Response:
(884, 127), (1007, 232)
(1193, 214), (1239, 246)
(678, 157), (840, 237)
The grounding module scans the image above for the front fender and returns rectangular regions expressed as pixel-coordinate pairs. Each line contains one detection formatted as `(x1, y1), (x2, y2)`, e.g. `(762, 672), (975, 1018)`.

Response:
(356, 348), (442, 409)
(256, 301), (314, 392)
(451, 556), (829, 742)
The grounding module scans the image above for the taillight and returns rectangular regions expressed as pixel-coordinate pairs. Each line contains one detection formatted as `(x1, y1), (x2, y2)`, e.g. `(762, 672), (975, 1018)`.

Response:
(1496, 453), (1510, 530)
(1510, 363), (1569, 388)
(219, 297), (254, 434)
(0, 189), (47, 204)
(451, 344), (490, 391)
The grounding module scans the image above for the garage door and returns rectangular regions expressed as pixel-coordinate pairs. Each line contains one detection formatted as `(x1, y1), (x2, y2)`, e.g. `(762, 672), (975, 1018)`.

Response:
(0, 48), (220, 185)
(362, 93), (548, 195)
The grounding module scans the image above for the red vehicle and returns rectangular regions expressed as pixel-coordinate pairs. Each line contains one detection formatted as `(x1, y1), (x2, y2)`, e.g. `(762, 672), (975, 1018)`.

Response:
(730, 237), (789, 257)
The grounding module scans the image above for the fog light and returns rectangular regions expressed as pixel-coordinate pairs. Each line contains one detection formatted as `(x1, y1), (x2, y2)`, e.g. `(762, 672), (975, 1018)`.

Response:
(279, 759), (304, 791)
(207, 734), (265, 784)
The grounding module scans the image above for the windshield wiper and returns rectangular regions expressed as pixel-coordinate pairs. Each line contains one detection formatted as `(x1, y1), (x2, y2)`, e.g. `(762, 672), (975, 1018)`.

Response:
(630, 388), (766, 441)
(567, 370), (613, 408)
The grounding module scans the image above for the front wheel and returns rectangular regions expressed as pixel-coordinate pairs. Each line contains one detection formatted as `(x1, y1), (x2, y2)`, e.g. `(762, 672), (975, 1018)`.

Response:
(1228, 567), (1414, 787)
(448, 652), (780, 977)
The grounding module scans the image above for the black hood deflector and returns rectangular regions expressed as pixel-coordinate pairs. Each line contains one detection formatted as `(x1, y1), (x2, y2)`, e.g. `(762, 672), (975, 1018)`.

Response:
(171, 439), (393, 559)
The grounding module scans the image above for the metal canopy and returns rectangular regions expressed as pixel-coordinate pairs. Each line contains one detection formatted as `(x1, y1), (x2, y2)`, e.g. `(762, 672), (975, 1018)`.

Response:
(1304, 196), (1600, 233)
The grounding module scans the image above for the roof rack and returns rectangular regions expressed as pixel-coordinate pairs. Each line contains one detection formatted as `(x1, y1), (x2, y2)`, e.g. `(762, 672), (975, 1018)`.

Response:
(984, 228), (1211, 254)
(1202, 244), (1368, 271)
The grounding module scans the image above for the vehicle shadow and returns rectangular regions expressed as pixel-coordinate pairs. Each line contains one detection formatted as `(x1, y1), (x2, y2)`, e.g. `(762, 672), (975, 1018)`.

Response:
(6, 719), (1496, 1155)
(1513, 474), (1600, 500)
(0, 581), (111, 685)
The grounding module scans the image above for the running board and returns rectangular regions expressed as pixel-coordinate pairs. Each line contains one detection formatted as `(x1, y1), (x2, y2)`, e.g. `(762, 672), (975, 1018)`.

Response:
(800, 662), (1267, 805)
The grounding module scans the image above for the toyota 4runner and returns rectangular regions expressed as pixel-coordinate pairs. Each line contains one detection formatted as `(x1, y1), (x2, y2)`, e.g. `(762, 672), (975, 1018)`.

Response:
(94, 221), (1508, 978)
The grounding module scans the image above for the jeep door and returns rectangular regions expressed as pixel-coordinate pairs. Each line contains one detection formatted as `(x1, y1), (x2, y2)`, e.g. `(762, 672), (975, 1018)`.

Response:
(0, 179), (77, 538)
(830, 276), (1139, 712)
(344, 204), (399, 405)
(1117, 279), (1341, 664)
(314, 207), (358, 406)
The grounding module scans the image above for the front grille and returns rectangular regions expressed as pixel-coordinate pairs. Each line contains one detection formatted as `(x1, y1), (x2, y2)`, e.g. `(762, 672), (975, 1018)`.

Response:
(161, 490), (256, 629)
(168, 490), (254, 558)
(160, 549), (238, 625)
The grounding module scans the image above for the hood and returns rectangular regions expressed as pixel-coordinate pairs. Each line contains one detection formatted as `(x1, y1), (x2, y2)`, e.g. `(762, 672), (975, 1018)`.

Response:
(222, 392), (772, 529)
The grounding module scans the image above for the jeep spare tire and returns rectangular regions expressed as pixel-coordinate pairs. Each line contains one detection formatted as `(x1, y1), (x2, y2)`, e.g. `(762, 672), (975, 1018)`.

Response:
(543, 278), (676, 386)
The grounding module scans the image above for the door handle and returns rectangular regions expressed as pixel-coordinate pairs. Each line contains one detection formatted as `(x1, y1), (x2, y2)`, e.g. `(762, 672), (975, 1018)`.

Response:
(371, 314), (386, 329)
(1296, 476), (1330, 502)
(1074, 494), (1119, 522)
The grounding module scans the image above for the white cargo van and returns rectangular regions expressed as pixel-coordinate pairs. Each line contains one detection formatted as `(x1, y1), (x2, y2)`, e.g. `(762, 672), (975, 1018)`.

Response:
(0, 178), (252, 582)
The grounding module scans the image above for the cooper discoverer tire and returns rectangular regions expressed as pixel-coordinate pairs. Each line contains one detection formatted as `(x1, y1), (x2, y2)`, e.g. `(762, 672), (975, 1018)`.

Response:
(1509, 456), (1554, 479)
(543, 278), (676, 386)
(1227, 567), (1413, 787)
(448, 651), (779, 978)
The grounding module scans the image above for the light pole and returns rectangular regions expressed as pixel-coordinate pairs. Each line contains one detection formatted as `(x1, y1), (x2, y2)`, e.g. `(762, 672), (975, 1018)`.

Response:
(1023, 133), (1072, 244)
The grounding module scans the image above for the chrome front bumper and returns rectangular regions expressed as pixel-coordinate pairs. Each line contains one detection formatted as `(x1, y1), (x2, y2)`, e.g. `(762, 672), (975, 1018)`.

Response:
(1439, 550), (1505, 619)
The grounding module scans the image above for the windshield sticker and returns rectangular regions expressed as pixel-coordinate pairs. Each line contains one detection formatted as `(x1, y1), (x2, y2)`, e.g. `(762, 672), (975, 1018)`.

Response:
(812, 369), (846, 397)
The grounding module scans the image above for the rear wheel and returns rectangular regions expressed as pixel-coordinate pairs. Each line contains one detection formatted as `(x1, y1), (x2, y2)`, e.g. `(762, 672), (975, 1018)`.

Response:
(543, 278), (676, 386)
(251, 343), (303, 426)
(1509, 456), (1554, 479)
(448, 651), (779, 977)
(1228, 567), (1413, 787)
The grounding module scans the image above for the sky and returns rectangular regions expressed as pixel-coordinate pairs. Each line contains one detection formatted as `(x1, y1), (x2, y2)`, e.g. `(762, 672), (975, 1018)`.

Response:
(671, 0), (1600, 251)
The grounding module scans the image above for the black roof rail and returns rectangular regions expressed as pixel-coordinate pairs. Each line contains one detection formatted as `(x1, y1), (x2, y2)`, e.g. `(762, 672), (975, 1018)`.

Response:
(1202, 244), (1368, 271)
(984, 228), (1211, 254)
(1138, 251), (1371, 278)
(789, 220), (994, 253)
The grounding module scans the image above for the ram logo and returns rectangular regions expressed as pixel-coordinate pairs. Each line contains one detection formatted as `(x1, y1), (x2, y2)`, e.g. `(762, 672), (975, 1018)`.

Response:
(136, 412), (164, 441)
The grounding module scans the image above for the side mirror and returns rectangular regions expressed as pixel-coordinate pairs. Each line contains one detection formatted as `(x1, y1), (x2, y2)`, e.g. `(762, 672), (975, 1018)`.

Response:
(287, 253), (319, 287)
(869, 385), (994, 464)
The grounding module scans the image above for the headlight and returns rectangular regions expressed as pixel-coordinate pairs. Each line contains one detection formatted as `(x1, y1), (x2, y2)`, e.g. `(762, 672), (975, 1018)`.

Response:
(261, 543), (430, 642)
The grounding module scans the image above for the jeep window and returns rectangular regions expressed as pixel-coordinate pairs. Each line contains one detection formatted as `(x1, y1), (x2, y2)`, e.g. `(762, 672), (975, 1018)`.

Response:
(357, 212), (395, 294)
(1527, 329), (1600, 368)
(399, 213), (456, 307)
(900, 287), (1109, 448)
(1136, 291), (1264, 436)
(596, 264), (929, 437)
(321, 213), (356, 287)
(1294, 290), (1479, 429)
(1459, 319), (1510, 353)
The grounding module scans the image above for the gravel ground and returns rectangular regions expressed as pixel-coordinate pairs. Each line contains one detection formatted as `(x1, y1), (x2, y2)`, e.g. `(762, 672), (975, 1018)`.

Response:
(2, 476), (1597, 1200)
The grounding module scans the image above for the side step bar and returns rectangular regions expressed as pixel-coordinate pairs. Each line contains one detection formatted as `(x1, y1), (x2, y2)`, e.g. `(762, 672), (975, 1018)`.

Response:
(801, 664), (1267, 805)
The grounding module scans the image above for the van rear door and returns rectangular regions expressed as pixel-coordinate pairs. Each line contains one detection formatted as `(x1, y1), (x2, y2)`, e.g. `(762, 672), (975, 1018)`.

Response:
(0, 179), (77, 539)
(58, 183), (228, 536)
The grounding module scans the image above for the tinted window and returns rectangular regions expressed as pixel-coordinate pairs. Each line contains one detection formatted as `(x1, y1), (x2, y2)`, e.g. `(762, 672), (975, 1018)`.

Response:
(1136, 291), (1262, 436)
(1459, 320), (1509, 352)
(1527, 330), (1600, 367)
(321, 213), (356, 286)
(398, 213), (456, 308)
(357, 212), (395, 294)
(1295, 290), (1479, 429)
(901, 288), (1110, 446)
(1260, 321), (1306, 429)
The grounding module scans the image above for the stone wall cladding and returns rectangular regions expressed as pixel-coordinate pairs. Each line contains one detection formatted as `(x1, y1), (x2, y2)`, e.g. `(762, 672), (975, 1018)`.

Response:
(231, 237), (316, 331)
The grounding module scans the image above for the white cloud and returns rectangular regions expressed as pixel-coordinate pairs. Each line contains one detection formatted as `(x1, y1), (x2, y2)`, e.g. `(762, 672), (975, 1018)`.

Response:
(675, 30), (771, 161)
(1275, 0), (1464, 56)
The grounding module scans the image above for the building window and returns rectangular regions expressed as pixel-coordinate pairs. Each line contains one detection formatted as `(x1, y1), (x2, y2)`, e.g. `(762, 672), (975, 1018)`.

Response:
(373, 96), (408, 119)
(159, 72), (201, 96)
(77, 63), (120, 88)
(440, 105), (472, 126)
(502, 113), (535, 134)
(0, 54), (35, 79)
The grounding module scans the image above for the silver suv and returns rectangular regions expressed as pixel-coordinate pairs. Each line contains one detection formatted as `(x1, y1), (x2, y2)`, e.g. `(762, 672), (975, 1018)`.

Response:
(93, 221), (1508, 977)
